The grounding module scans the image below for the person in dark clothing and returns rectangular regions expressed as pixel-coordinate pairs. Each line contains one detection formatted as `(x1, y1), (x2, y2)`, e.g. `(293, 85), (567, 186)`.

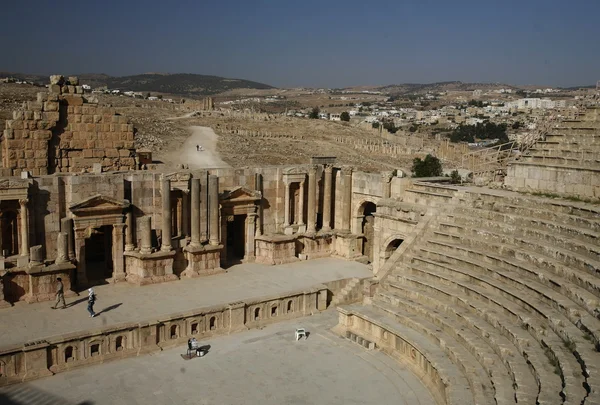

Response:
(52, 277), (66, 309)
(87, 288), (97, 317)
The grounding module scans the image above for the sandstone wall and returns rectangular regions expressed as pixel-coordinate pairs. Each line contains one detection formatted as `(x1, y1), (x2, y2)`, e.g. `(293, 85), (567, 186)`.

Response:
(1, 76), (136, 176)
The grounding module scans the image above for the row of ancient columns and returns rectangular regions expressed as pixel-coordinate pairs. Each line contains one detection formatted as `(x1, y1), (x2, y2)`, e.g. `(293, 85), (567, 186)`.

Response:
(127, 175), (221, 254)
(283, 165), (351, 233)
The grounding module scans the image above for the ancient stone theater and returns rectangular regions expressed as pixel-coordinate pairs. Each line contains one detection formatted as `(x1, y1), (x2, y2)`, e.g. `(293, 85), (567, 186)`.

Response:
(1, 77), (600, 405)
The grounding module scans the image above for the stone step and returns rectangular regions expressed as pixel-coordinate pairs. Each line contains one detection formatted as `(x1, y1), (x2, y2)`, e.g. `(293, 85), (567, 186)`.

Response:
(393, 261), (599, 400)
(403, 189), (454, 207)
(431, 225), (600, 287)
(528, 148), (600, 160)
(374, 291), (537, 404)
(417, 245), (600, 341)
(523, 155), (600, 168)
(341, 304), (477, 405)
(451, 204), (600, 244)
(457, 192), (600, 222)
(438, 216), (600, 273)
(382, 277), (567, 404)
(552, 120), (600, 129)
(410, 182), (461, 196)
(370, 300), (502, 405)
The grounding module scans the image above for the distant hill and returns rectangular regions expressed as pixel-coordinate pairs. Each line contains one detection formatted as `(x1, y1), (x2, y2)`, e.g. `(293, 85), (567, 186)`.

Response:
(0, 72), (275, 96)
(374, 81), (520, 95)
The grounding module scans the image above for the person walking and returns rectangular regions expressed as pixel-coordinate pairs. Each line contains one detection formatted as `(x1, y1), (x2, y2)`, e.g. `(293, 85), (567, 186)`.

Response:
(52, 277), (66, 309)
(87, 288), (97, 318)
(196, 144), (199, 151)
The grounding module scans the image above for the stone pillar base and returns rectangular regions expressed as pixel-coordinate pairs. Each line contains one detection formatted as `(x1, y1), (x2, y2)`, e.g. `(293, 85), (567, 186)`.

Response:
(24, 263), (77, 303)
(332, 232), (363, 260)
(17, 255), (29, 268)
(107, 272), (126, 283)
(181, 244), (224, 278)
(124, 250), (178, 286)
(254, 234), (299, 265)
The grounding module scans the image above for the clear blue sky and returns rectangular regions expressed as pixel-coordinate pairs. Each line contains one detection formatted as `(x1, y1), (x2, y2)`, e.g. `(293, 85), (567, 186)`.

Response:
(1, 0), (598, 88)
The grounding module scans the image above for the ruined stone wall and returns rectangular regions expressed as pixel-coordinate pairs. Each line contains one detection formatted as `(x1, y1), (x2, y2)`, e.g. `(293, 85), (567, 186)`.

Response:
(1, 76), (136, 176)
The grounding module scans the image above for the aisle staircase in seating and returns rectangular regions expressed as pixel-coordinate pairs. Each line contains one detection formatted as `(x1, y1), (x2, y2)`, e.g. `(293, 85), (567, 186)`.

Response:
(346, 181), (600, 405)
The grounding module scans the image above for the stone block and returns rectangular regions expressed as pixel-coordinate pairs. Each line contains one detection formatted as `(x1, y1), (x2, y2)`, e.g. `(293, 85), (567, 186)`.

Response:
(67, 76), (79, 85)
(50, 75), (64, 85)
(42, 112), (59, 122)
(49, 84), (61, 94)
(43, 101), (59, 112)
(13, 111), (23, 120)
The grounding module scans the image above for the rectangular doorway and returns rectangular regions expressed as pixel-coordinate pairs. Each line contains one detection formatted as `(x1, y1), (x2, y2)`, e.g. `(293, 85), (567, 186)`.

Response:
(226, 214), (246, 263)
(85, 225), (113, 283)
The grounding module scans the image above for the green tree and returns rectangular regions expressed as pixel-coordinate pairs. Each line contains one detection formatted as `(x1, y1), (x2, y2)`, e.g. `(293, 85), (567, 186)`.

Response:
(309, 107), (320, 119)
(411, 154), (443, 177)
(340, 111), (350, 122)
(450, 170), (461, 184)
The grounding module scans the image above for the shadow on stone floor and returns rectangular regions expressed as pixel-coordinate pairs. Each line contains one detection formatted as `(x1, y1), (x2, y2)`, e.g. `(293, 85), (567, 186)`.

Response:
(96, 303), (122, 316)
(0, 384), (93, 405)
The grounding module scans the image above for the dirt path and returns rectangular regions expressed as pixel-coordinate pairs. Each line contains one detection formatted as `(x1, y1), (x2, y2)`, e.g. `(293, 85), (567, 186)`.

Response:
(164, 126), (230, 169)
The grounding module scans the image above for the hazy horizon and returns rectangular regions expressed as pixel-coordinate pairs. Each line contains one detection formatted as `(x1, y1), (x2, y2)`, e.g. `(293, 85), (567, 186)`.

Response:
(1, 0), (598, 89)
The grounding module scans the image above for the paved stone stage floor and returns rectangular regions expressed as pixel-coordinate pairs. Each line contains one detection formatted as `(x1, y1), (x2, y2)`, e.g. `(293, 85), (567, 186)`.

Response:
(0, 258), (371, 347)
(0, 310), (435, 405)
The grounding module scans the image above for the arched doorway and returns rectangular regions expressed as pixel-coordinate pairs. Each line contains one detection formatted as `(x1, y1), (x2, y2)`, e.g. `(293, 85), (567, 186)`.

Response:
(360, 202), (377, 263)
(384, 239), (403, 262)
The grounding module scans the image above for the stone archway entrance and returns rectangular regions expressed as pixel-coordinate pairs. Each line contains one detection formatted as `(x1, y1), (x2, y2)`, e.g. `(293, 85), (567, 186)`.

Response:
(69, 194), (130, 288)
(219, 187), (262, 266)
(360, 202), (377, 263)
(384, 239), (403, 262)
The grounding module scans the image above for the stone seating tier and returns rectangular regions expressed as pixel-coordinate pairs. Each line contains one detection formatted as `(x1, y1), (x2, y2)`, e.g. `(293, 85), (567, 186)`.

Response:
(344, 184), (600, 404)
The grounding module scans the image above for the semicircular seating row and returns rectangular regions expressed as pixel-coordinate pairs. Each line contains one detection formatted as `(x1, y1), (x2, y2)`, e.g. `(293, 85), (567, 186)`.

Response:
(355, 181), (600, 405)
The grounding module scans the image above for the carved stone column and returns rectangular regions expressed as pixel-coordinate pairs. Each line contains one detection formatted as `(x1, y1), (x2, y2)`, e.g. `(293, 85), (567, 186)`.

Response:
(283, 181), (291, 227)
(74, 229), (87, 287)
(60, 218), (75, 260)
(297, 180), (305, 226)
(18, 199), (29, 258)
(341, 166), (353, 232)
(381, 171), (394, 199)
(161, 178), (172, 252)
(307, 166), (317, 233)
(245, 212), (256, 260)
(208, 175), (220, 246)
(255, 173), (263, 237)
(56, 232), (69, 264)
(200, 173), (208, 243)
(322, 165), (333, 231)
(125, 211), (135, 251)
(181, 190), (190, 238)
(112, 223), (126, 282)
(140, 216), (153, 254)
(190, 178), (201, 247)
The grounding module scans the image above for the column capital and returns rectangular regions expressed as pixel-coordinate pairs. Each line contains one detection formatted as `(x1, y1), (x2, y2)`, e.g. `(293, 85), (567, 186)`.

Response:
(308, 165), (318, 174)
(19, 198), (29, 206)
(381, 171), (395, 183)
(341, 166), (354, 176)
(324, 164), (334, 173)
(113, 223), (126, 230)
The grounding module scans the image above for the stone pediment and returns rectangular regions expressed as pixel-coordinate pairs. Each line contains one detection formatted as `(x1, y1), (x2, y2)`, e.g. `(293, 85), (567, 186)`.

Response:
(283, 166), (308, 175)
(220, 187), (261, 202)
(69, 194), (130, 215)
